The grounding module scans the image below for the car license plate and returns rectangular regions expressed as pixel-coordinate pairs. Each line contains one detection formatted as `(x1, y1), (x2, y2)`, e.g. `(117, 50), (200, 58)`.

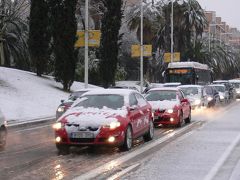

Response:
(71, 132), (94, 138)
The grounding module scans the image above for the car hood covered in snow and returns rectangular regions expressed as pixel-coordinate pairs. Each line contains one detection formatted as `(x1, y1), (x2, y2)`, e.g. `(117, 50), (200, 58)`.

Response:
(148, 100), (178, 111)
(59, 107), (128, 127)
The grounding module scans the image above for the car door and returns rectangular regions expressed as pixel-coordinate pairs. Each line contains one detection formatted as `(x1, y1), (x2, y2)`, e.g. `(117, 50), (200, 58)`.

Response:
(135, 93), (151, 134)
(128, 93), (142, 138)
(178, 90), (189, 119)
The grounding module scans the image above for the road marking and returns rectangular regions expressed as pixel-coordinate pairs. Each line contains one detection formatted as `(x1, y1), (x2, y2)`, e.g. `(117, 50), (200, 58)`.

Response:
(204, 132), (240, 180)
(73, 121), (199, 180)
(14, 124), (51, 133)
(106, 163), (140, 180)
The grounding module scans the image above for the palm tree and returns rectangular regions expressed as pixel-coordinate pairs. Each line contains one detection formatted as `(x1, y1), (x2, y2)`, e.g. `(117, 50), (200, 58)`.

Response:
(0, 0), (30, 69)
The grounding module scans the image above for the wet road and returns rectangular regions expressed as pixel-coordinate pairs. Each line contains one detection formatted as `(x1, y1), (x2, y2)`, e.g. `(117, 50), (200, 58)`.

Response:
(0, 103), (234, 180)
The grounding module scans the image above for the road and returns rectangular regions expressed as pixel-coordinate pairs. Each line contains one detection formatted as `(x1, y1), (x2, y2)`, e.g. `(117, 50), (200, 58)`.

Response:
(0, 101), (239, 180)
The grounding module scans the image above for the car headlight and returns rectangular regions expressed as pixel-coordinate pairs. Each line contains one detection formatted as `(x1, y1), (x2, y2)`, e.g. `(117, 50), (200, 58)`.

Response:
(57, 106), (65, 112)
(220, 95), (224, 100)
(237, 90), (240, 94)
(207, 97), (213, 101)
(166, 109), (174, 114)
(52, 122), (63, 130)
(194, 99), (201, 105)
(103, 121), (121, 130)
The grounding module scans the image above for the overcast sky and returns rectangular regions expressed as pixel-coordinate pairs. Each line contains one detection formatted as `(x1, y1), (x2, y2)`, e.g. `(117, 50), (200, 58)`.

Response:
(198, 0), (240, 29)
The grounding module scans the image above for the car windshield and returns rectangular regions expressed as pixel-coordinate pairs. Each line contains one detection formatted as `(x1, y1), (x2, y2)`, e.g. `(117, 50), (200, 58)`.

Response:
(232, 83), (240, 88)
(145, 90), (177, 101)
(68, 91), (87, 101)
(180, 87), (199, 96)
(212, 86), (225, 92)
(74, 94), (124, 110)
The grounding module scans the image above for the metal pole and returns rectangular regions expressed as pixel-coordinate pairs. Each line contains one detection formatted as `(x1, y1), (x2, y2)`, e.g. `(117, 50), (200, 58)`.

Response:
(220, 33), (222, 46)
(140, 0), (143, 93)
(170, 0), (174, 62)
(84, 0), (89, 88)
(208, 25), (211, 52)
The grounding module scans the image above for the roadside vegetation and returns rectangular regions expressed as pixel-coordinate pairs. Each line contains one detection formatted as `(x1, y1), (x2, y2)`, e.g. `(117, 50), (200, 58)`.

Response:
(0, 0), (239, 90)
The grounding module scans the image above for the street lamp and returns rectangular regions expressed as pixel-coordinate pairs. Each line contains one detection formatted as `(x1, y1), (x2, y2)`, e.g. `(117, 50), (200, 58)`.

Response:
(170, 0), (174, 62)
(140, 0), (143, 93)
(84, 0), (89, 88)
(208, 23), (224, 52)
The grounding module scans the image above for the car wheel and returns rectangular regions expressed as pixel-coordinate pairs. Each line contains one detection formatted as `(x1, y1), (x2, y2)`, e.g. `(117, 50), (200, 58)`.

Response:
(0, 127), (7, 150)
(143, 120), (154, 142)
(177, 112), (183, 128)
(185, 109), (191, 124)
(56, 144), (70, 155)
(120, 125), (133, 151)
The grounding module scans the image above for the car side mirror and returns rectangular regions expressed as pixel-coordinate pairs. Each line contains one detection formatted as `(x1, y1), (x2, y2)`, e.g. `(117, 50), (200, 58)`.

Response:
(128, 105), (137, 111)
(61, 100), (64, 103)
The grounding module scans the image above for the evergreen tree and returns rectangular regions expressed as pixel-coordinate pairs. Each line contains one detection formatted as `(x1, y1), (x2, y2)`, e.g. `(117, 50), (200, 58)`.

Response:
(49, 0), (78, 91)
(29, 0), (50, 76)
(99, 0), (123, 88)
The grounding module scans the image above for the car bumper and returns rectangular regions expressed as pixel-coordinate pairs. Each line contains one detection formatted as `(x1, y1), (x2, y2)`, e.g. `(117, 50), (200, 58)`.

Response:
(153, 112), (179, 126)
(54, 129), (125, 147)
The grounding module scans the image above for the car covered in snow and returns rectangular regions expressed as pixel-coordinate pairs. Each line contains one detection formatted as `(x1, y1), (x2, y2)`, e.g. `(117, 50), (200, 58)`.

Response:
(178, 85), (208, 109)
(0, 109), (7, 150)
(145, 87), (191, 127)
(53, 89), (154, 154)
(209, 84), (229, 104)
(229, 79), (240, 99)
(56, 88), (103, 119)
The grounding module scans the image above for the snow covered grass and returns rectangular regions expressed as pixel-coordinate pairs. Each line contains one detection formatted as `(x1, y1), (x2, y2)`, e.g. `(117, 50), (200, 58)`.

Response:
(0, 67), (98, 123)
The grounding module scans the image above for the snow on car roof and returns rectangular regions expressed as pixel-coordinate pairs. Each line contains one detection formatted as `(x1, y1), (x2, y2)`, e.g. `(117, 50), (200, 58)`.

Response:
(209, 84), (225, 87)
(82, 89), (138, 96)
(178, 85), (203, 88)
(168, 61), (209, 70)
(148, 87), (178, 92)
(73, 87), (103, 92)
(213, 80), (228, 83)
(229, 79), (240, 83)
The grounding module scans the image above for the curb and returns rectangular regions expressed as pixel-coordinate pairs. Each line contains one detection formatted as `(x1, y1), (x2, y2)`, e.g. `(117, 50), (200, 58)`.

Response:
(7, 116), (56, 129)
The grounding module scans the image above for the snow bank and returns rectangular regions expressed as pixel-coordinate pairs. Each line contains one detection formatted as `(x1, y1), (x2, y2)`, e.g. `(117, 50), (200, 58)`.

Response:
(0, 67), (98, 123)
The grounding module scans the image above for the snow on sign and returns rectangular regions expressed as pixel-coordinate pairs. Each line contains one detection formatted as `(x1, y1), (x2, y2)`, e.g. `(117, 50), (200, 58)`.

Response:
(131, 45), (152, 57)
(75, 30), (101, 47)
(164, 52), (180, 63)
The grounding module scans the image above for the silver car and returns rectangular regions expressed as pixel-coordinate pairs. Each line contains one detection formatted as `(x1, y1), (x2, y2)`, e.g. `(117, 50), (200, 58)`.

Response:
(0, 109), (7, 149)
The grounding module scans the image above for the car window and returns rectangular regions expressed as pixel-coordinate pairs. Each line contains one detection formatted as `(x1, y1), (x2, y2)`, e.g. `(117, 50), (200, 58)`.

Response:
(129, 93), (138, 106)
(75, 94), (124, 110)
(135, 93), (148, 107)
(145, 90), (177, 101)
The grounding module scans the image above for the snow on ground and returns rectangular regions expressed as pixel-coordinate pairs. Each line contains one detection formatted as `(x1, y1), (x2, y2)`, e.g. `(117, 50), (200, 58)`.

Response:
(0, 67), (98, 123)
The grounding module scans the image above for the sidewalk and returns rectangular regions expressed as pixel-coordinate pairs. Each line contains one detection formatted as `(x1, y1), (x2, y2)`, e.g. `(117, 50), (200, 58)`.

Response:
(125, 102), (240, 180)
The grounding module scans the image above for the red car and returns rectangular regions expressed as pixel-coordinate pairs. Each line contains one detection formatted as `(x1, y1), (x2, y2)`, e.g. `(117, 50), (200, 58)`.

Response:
(53, 89), (154, 154)
(145, 87), (191, 127)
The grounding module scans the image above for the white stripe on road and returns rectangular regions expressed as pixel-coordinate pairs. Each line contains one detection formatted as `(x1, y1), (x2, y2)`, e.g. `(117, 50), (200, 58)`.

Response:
(73, 122), (199, 180)
(106, 163), (140, 180)
(14, 124), (52, 133)
(204, 133), (240, 180)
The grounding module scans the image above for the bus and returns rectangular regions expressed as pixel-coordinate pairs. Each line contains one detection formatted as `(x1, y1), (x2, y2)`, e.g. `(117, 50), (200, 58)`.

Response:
(164, 62), (212, 85)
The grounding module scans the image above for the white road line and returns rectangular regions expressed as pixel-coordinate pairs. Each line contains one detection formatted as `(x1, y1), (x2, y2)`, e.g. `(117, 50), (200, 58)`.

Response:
(14, 124), (52, 133)
(106, 163), (140, 180)
(204, 133), (240, 180)
(73, 122), (198, 180)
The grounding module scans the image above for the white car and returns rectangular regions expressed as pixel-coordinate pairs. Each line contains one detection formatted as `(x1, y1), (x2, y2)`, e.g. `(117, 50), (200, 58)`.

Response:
(178, 85), (208, 109)
(229, 79), (240, 99)
(209, 84), (229, 104)
(0, 109), (7, 149)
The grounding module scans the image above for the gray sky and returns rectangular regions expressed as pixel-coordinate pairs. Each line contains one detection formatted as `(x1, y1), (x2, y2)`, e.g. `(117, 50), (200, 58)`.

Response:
(198, 0), (240, 29)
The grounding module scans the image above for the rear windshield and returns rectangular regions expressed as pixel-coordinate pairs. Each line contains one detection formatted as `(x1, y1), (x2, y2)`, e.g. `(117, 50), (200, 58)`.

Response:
(145, 90), (177, 101)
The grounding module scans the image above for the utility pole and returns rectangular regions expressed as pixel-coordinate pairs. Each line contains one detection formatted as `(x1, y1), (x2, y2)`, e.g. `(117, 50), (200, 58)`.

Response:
(140, 0), (143, 93)
(84, 0), (89, 88)
(170, 0), (174, 62)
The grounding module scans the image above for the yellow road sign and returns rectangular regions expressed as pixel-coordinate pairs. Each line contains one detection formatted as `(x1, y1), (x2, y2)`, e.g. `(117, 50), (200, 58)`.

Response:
(164, 52), (180, 63)
(131, 45), (152, 57)
(75, 30), (101, 47)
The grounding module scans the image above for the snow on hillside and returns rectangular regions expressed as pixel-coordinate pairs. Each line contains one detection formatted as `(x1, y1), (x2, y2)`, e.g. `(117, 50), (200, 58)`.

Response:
(0, 67), (98, 123)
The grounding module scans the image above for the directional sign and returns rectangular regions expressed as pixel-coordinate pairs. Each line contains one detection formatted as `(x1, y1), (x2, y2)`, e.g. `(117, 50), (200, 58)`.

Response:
(131, 45), (152, 58)
(75, 30), (101, 47)
(164, 52), (180, 63)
